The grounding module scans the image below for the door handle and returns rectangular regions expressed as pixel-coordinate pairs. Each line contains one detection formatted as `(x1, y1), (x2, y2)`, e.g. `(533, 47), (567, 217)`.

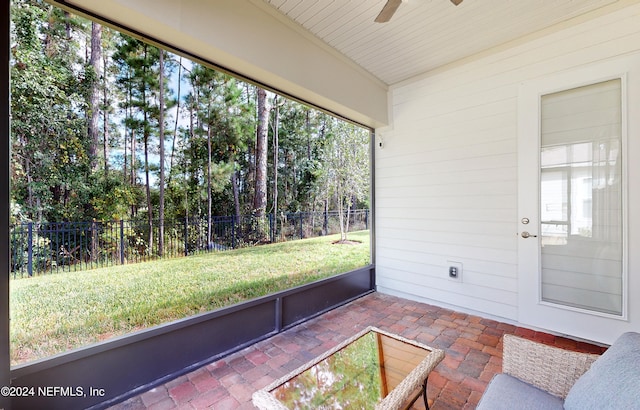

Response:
(521, 231), (538, 238)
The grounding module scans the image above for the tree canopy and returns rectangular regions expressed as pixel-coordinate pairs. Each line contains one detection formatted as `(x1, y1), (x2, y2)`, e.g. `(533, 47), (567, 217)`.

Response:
(10, 0), (371, 244)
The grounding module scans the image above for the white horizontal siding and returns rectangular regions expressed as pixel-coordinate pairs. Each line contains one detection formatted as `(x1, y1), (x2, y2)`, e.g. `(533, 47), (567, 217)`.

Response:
(376, 271), (519, 320)
(375, 3), (640, 322)
(376, 236), (517, 267)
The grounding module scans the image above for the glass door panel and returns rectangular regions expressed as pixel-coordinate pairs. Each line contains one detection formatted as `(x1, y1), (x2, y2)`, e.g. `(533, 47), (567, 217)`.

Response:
(539, 79), (623, 316)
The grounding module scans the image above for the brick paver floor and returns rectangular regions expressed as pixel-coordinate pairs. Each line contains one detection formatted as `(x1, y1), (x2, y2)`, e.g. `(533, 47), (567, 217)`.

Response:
(109, 292), (607, 410)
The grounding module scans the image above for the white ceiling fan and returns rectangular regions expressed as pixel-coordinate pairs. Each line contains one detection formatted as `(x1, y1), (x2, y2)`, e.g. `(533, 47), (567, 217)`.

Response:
(375, 0), (463, 23)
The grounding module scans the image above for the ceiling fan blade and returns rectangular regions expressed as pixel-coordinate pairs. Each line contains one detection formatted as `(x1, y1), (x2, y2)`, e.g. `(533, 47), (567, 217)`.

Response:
(451, 0), (463, 5)
(375, 0), (403, 23)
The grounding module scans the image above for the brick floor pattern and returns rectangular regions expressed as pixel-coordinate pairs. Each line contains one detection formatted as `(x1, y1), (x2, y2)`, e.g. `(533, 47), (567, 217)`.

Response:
(110, 293), (607, 410)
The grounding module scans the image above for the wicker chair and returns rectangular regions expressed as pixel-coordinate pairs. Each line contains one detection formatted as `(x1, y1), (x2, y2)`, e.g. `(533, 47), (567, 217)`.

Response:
(478, 332), (640, 410)
(501, 334), (600, 398)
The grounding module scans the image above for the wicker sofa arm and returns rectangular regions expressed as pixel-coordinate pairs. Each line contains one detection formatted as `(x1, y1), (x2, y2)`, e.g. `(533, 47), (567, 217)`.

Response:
(502, 334), (601, 399)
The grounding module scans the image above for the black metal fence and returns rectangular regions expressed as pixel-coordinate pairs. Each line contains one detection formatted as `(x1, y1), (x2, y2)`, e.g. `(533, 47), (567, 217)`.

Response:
(9, 209), (369, 278)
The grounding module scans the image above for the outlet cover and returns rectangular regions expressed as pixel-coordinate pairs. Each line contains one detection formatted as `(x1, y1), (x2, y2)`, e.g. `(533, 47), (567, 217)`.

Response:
(447, 261), (463, 282)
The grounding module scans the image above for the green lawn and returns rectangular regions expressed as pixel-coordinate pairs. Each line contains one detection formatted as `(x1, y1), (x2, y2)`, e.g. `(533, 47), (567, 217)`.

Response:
(10, 231), (370, 365)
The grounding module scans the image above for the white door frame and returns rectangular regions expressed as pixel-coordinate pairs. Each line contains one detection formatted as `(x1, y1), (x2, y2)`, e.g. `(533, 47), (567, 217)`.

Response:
(517, 53), (640, 344)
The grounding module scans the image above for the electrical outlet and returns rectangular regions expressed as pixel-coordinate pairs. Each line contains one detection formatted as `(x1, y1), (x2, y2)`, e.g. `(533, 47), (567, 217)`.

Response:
(447, 261), (463, 282)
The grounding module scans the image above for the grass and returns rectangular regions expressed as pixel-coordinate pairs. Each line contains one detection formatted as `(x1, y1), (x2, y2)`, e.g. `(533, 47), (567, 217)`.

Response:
(10, 231), (370, 365)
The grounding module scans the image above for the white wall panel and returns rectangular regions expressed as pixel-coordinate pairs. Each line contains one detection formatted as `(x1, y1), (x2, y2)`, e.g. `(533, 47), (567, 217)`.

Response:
(375, 3), (640, 324)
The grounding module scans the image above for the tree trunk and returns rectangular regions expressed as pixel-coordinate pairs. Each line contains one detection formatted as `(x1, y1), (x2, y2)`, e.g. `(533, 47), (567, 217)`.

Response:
(64, 11), (71, 40)
(306, 110), (311, 160)
(88, 22), (102, 172)
(131, 127), (137, 189)
(345, 198), (351, 241)
(253, 88), (270, 219)
(186, 102), (194, 219)
(272, 95), (280, 239)
(338, 190), (346, 242)
(142, 48), (153, 254)
(231, 168), (241, 234)
(158, 50), (165, 256)
(144, 111), (153, 255)
(127, 70), (136, 218)
(207, 121), (212, 245)
(245, 84), (256, 214)
(323, 198), (328, 236)
(168, 57), (182, 185)
(102, 44), (109, 178)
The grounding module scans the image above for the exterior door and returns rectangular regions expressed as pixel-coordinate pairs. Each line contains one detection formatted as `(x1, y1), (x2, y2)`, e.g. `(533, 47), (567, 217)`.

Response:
(517, 55), (640, 343)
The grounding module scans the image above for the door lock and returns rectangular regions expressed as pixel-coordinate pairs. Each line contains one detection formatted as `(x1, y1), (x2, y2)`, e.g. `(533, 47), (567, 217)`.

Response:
(521, 231), (538, 238)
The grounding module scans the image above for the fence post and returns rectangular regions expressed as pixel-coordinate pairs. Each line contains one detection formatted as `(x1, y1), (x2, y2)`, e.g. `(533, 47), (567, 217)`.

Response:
(324, 210), (328, 236)
(365, 209), (369, 230)
(184, 218), (189, 256)
(232, 215), (236, 249)
(119, 220), (125, 265)
(299, 212), (303, 239)
(269, 213), (274, 243)
(27, 222), (33, 277)
(91, 220), (97, 268)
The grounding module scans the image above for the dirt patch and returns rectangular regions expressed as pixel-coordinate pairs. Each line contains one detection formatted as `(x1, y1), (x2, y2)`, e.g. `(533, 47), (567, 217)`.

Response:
(331, 239), (362, 245)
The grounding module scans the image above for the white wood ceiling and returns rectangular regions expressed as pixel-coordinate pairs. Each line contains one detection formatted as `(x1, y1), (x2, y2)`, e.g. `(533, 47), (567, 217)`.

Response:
(259, 0), (619, 85)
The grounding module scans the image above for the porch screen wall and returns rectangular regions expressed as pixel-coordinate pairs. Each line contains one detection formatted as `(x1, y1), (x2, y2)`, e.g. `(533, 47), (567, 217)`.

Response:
(540, 79), (623, 315)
